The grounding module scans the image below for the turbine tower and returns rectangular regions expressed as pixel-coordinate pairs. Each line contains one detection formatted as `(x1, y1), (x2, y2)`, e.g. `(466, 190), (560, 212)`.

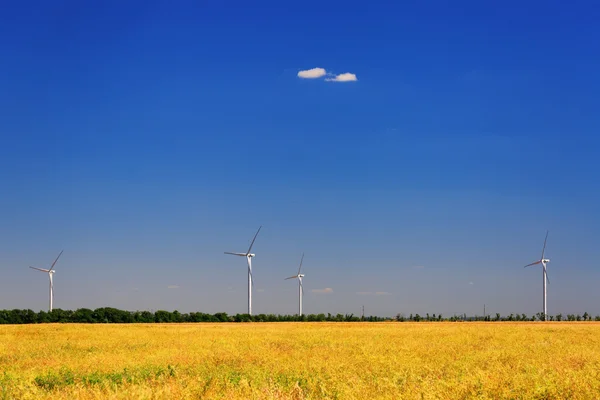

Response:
(285, 253), (305, 316)
(30, 250), (63, 312)
(225, 226), (261, 315)
(524, 231), (550, 318)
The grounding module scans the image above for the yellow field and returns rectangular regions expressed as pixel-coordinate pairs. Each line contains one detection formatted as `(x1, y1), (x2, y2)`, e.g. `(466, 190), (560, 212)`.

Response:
(1, 322), (599, 399)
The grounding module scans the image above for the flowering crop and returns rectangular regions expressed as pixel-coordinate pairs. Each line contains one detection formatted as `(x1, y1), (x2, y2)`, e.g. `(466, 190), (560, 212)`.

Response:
(1, 322), (599, 399)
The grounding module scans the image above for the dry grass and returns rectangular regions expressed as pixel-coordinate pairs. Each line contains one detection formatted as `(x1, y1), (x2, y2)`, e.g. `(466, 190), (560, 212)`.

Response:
(1, 322), (599, 399)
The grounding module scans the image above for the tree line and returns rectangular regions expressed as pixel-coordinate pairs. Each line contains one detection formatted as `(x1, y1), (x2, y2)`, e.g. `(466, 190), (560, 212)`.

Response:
(0, 308), (385, 324)
(395, 312), (600, 322)
(0, 308), (599, 324)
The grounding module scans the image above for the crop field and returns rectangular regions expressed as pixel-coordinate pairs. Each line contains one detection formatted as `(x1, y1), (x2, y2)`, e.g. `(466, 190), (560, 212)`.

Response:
(1, 323), (599, 399)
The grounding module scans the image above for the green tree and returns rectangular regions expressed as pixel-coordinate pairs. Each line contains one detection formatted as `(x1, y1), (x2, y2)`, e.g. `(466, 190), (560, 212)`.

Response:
(213, 312), (229, 322)
(49, 309), (72, 323)
(171, 310), (183, 323)
(20, 309), (37, 324)
(536, 312), (546, 321)
(72, 308), (94, 323)
(154, 310), (172, 323)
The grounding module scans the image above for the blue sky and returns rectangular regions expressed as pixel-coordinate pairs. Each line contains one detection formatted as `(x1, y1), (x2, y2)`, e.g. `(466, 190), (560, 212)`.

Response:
(1, 1), (599, 317)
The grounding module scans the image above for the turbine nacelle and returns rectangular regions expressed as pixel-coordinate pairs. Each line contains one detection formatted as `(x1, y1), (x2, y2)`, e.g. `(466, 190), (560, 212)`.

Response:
(247, 253), (255, 258)
(298, 274), (305, 278)
(542, 259), (550, 264)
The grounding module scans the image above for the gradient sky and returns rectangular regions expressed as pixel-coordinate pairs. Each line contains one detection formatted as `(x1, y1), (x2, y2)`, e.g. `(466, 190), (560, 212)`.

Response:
(1, 1), (599, 317)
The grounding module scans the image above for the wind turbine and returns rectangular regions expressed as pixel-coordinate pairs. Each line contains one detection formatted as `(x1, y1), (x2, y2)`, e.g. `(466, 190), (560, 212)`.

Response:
(524, 231), (550, 318)
(285, 253), (305, 316)
(30, 250), (63, 312)
(224, 226), (261, 315)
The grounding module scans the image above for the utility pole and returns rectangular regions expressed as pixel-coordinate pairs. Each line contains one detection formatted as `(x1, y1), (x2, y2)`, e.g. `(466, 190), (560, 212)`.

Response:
(484, 304), (486, 320)
(362, 305), (365, 320)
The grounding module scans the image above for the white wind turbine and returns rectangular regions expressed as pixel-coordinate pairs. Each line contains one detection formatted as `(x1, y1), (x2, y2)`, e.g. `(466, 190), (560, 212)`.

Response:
(285, 253), (305, 316)
(30, 250), (63, 312)
(524, 231), (550, 318)
(224, 226), (261, 315)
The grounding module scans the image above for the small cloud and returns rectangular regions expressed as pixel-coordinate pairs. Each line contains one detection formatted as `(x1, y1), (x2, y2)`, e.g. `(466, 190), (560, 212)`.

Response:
(298, 67), (326, 79)
(167, 285), (180, 289)
(375, 292), (392, 296)
(257, 289), (265, 293)
(325, 72), (358, 82)
(469, 282), (474, 285)
(356, 291), (373, 295)
(312, 288), (333, 294)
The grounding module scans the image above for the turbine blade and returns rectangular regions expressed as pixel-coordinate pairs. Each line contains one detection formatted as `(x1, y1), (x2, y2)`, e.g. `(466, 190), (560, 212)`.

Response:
(246, 226), (262, 255)
(544, 264), (550, 284)
(224, 252), (247, 256)
(299, 278), (304, 295)
(541, 231), (549, 260)
(30, 266), (50, 272)
(285, 275), (297, 280)
(49, 250), (63, 271)
(524, 261), (541, 268)
(297, 253), (304, 275)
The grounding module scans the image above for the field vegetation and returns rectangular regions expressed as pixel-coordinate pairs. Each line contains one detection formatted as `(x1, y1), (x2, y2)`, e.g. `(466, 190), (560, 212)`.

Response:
(1, 322), (599, 399)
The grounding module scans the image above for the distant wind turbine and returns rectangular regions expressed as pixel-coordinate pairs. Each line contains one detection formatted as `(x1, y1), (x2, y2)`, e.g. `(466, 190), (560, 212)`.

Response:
(524, 231), (550, 318)
(225, 226), (261, 315)
(30, 250), (63, 312)
(285, 253), (305, 316)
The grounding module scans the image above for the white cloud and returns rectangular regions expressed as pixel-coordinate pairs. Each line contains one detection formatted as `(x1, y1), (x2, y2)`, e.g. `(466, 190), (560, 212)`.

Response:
(167, 285), (180, 289)
(297, 67), (327, 79)
(469, 282), (474, 285)
(297, 68), (358, 82)
(312, 288), (333, 294)
(325, 72), (358, 82)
